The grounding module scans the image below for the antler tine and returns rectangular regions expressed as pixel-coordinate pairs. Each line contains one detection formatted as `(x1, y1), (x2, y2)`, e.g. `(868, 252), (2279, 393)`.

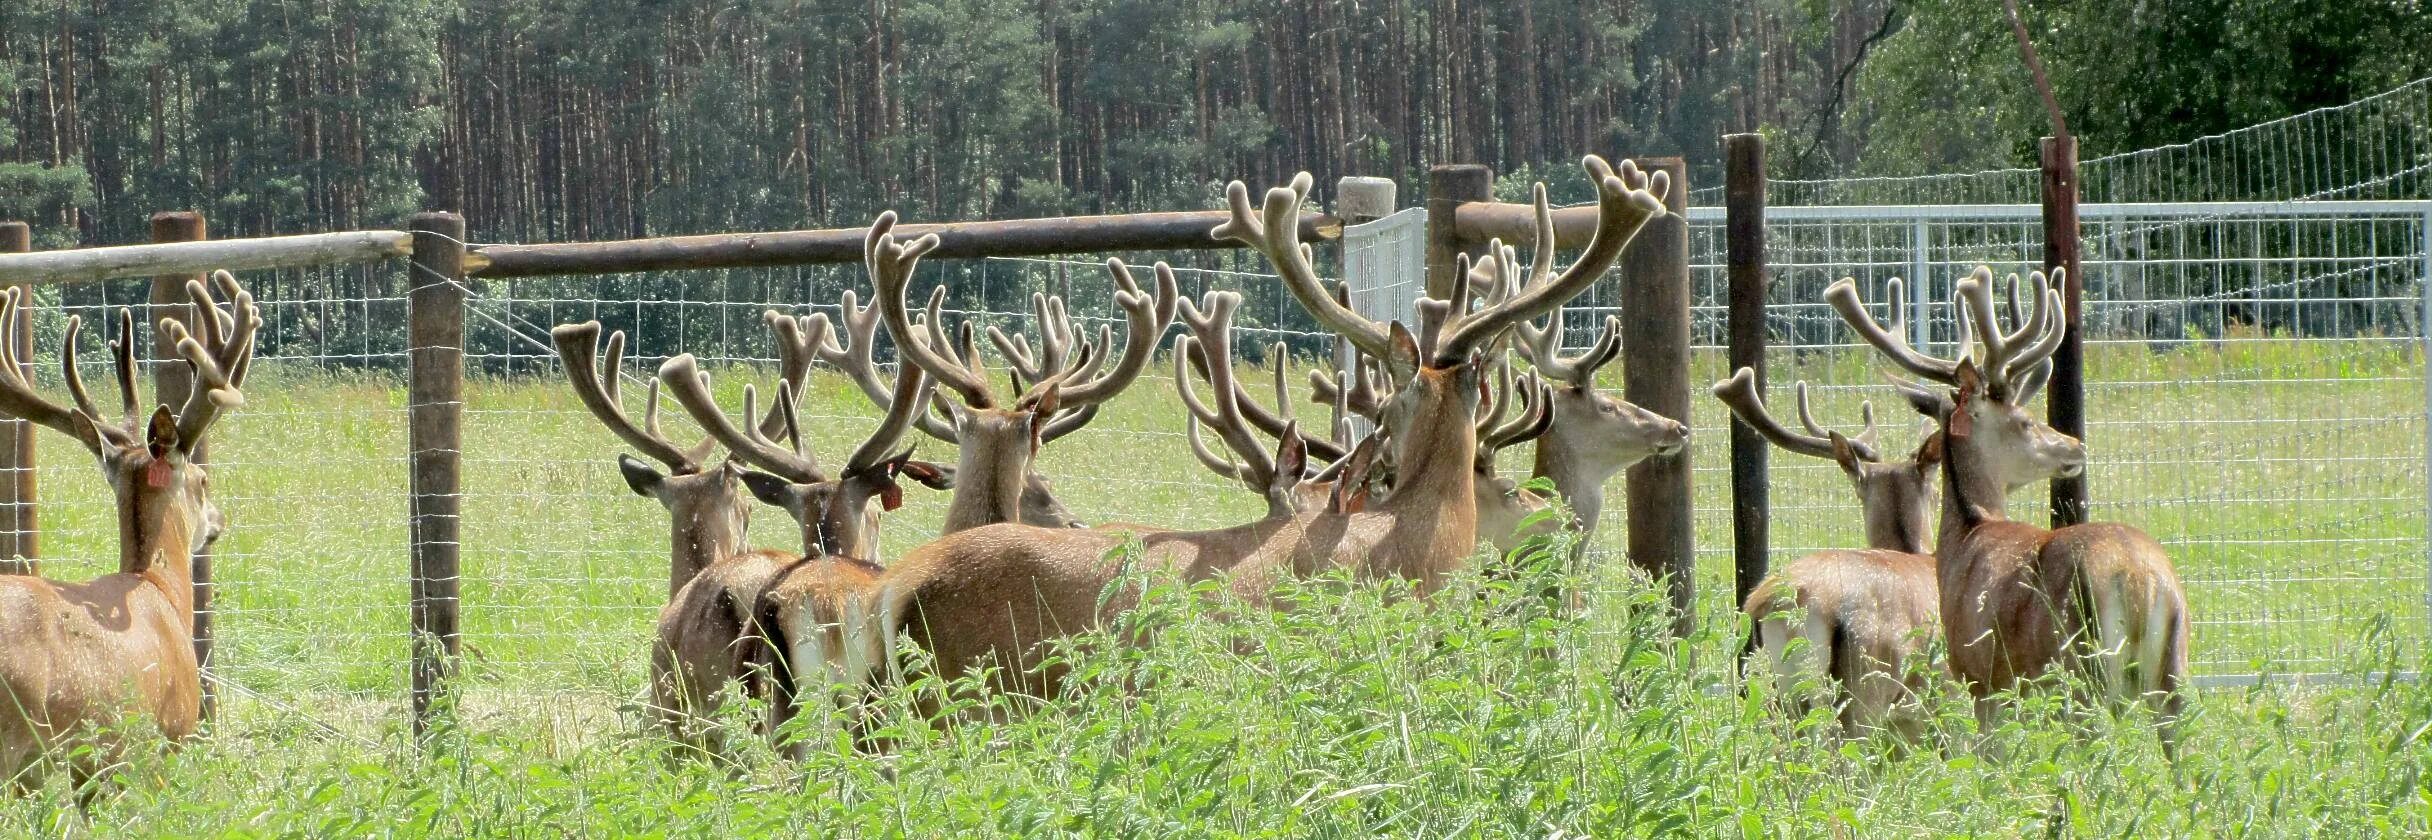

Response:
(1794, 381), (1880, 453)
(1055, 259), (1180, 409)
(56, 314), (106, 431)
(1213, 173), (1393, 360)
(1175, 293), (1279, 490)
(1173, 333), (1272, 489)
(166, 270), (257, 447)
(1185, 338), (1345, 462)
(1436, 156), (1670, 363)
(550, 322), (709, 472)
(656, 354), (824, 483)
(864, 212), (995, 408)
(1824, 276), (1964, 384)
(845, 355), (934, 473)
(760, 310), (831, 439)
(109, 307), (138, 426)
(1957, 266), (2064, 404)
(1483, 373), (1555, 454)
(817, 289), (957, 443)
(983, 291), (1058, 385)
(2001, 270), (2067, 397)
(0, 289), (85, 443)
(1184, 414), (1248, 482)
(1709, 366), (1879, 463)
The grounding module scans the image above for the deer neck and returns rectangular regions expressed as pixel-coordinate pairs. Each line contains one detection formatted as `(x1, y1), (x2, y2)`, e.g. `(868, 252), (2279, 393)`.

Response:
(1934, 431), (2011, 559)
(1531, 441), (1608, 534)
(667, 508), (744, 595)
(118, 496), (197, 622)
(943, 436), (1029, 533)
(1375, 384), (1481, 572)
(814, 498), (878, 563)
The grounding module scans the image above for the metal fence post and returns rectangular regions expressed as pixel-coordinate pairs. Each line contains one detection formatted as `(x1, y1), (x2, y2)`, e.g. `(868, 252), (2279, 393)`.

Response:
(1910, 219), (1932, 350)
(0, 222), (32, 573)
(1723, 135), (1769, 613)
(1623, 156), (1695, 637)
(2420, 209), (2431, 635)
(408, 212), (467, 737)
(148, 211), (213, 721)
(2042, 136), (2089, 526)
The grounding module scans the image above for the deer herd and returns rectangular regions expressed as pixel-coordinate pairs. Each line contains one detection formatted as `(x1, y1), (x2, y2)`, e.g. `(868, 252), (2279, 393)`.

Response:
(0, 155), (2193, 791)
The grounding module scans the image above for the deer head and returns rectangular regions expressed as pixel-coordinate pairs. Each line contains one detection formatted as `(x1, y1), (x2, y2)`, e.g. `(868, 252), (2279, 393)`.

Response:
(0, 273), (257, 579)
(654, 310), (943, 564)
(1483, 184), (1689, 480)
(1828, 266), (2084, 495)
(1712, 367), (1942, 554)
(552, 320), (748, 594)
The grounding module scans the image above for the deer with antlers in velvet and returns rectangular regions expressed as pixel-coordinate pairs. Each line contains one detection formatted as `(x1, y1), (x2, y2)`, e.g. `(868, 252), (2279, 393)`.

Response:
(0, 273), (255, 790)
(818, 213), (1177, 533)
(765, 157), (1666, 710)
(1841, 267), (2190, 754)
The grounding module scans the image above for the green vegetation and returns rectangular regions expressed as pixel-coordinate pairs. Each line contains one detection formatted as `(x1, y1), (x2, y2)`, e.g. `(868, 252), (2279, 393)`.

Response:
(0, 337), (2419, 833)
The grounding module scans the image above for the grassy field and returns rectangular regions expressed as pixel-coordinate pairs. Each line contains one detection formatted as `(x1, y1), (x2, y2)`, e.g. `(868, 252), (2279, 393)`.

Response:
(0, 336), (2424, 834)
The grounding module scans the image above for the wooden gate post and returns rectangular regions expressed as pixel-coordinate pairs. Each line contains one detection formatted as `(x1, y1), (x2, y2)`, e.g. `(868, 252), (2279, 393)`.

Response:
(1622, 157), (1696, 638)
(1425, 165), (1492, 301)
(2041, 136), (2089, 526)
(407, 212), (467, 737)
(1723, 135), (1771, 612)
(148, 211), (214, 719)
(0, 222), (32, 572)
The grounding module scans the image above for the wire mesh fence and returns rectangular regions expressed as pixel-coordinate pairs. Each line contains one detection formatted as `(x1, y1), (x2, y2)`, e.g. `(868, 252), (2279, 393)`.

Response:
(1682, 200), (2432, 676)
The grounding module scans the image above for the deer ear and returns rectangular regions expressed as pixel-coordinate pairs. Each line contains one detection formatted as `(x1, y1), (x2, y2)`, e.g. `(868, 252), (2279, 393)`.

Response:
(740, 470), (800, 508)
(1828, 431), (1864, 474)
(1384, 322), (1421, 381)
(145, 405), (179, 457)
(899, 460), (952, 491)
(617, 454), (666, 499)
(1892, 377), (1951, 420)
(1913, 432), (1946, 471)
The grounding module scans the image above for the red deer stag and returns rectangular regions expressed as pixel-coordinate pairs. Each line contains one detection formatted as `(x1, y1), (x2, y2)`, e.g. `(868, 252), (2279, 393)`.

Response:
(821, 213), (1176, 532)
(553, 319), (790, 750)
(1884, 269), (2190, 753)
(656, 326), (940, 752)
(801, 157), (1666, 704)
(1828, 270), (2198, 754)
(1482, 191), (1690, 539)
(1715, 367), (1943, 735)
(0, 273), (255, 789)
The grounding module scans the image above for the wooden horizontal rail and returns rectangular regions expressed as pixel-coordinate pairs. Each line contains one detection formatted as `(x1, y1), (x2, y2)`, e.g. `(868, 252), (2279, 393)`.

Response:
(467, 210), (1339, 278)
(0, 230), (412, 285)
(1450, 202), (1603, 249)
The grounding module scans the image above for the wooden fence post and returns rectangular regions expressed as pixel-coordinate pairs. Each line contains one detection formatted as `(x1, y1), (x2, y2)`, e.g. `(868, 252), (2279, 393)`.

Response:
(1723, 135), (1770, 614)
(408, 212), (467, 737)
(1623, 157), (1696, 637)
(1425, 165), (1492, 300)
(0, 222), (32, 573)
(2041, 136), (2089, 526)
(148, 211), (213, 720)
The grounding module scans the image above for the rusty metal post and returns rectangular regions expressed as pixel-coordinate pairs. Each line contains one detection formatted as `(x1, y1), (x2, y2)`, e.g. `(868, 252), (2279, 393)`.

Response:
(1622, 157), (1696, 637)
(0, 223), (32, 572)
(408, 212), (467, 737)
(148, 211), (213, 719)
(1425, 165), (1493, 300)
(1723, 135), (1770, 612)
(2042, 136), (2088, 526)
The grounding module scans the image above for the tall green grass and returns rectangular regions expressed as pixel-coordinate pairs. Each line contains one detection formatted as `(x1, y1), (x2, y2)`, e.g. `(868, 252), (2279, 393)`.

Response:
(0, 336), (2422, 833)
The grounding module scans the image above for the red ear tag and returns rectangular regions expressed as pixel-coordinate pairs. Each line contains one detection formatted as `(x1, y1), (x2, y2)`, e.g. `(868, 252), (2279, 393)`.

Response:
(144, 458), (173, 489)
(881, 484), (904, 512)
